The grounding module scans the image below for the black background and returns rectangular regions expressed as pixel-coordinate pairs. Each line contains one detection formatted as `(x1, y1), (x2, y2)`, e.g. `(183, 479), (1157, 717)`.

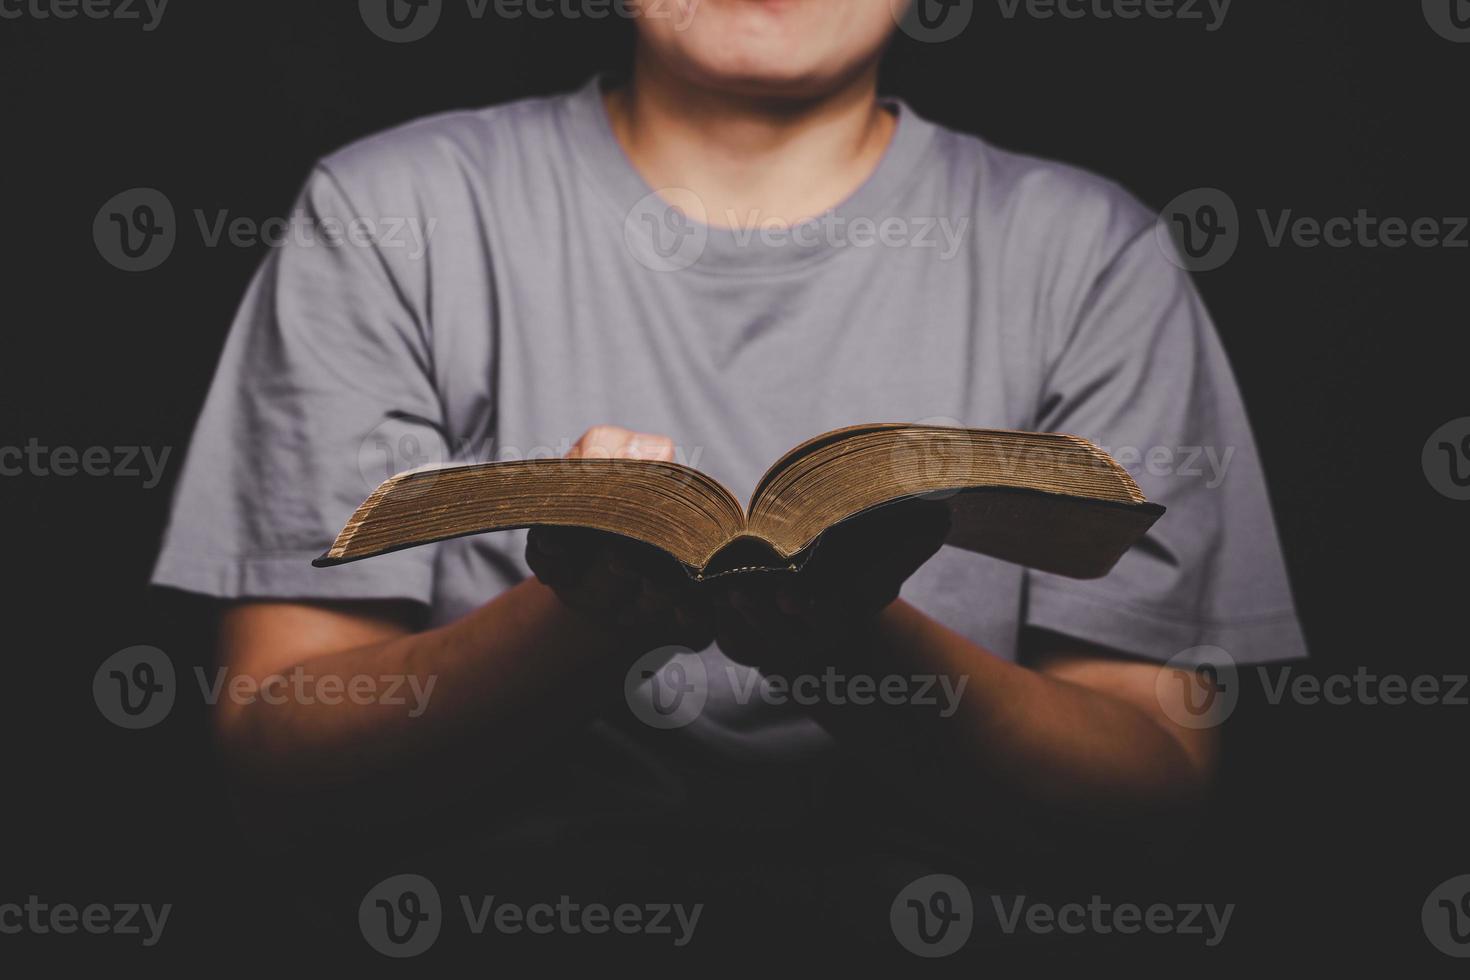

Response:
(1, 0), (1465, 971)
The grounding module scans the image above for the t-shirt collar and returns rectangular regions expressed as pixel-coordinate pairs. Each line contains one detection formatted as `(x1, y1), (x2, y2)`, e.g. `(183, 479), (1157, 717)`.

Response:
(561, 74), (937, 276)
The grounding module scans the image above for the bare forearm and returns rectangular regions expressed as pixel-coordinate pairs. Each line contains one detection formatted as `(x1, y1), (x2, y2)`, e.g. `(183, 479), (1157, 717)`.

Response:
(218, 580), (630, 788)
(851, 601), (1210, 815)
(216, 428), (717, 843)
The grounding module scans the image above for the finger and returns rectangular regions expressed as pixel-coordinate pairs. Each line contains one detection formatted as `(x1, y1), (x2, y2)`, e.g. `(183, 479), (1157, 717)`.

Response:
(529, 524), (606, 560)
(673, 600), (716, 645)
(568, 425), (636, 460)
(807, 501), (951, 609)
(559, 541), (641, 615)
(826, 499), (949, 559)
(621, 433), (675, 463)
(526, 548), (576, 589)
(729, 585), (814, 665)
(841, 532), (940, 612)
(568, 426), (676, 463)
(892, 498), (952, 554)
(526, 527), (587, 588)
(713, 601), (774, 669)
(873, 514), (952, 584)
(527, 525), (613, 587)
(625, 575), (675, 629)
(774, 587), (816, 619)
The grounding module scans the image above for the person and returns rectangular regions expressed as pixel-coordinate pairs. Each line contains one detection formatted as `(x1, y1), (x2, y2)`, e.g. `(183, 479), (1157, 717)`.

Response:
(152, 0), (1306, 932)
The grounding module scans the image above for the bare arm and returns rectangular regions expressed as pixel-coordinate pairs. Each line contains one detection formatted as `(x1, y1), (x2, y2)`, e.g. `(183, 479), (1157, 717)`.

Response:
(878, 604), (1218, 812)
(215, 581), (628, 788)
(716, 501), (1219, 824)
(211, 427), (712, 838)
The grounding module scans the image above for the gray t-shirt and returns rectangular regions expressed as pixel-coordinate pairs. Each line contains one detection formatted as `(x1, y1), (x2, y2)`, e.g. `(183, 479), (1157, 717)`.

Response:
(153, 77), (1305, 840)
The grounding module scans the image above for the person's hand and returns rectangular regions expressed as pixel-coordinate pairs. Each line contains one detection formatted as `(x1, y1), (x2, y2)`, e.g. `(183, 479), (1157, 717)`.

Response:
(714, 497), (951, 673)
(525, 426), (714, 651)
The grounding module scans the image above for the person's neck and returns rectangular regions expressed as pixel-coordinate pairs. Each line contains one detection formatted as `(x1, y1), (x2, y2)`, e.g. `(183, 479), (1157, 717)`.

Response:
(604, 53), (895, 230)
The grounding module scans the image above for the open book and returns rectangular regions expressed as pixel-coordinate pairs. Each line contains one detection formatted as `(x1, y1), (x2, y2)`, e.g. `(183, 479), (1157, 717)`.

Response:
(315, 423), (1164, 580)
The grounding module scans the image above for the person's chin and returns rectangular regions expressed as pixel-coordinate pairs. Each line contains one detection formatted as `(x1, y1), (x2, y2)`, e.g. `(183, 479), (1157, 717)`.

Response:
(703, 69), (838, 100)
(672, 47), (854, 100)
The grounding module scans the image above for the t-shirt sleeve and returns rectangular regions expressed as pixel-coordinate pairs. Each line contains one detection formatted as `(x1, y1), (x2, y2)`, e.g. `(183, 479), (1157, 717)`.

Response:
(150, 165), (446, 604)
(1024, 223), (1308, 665)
